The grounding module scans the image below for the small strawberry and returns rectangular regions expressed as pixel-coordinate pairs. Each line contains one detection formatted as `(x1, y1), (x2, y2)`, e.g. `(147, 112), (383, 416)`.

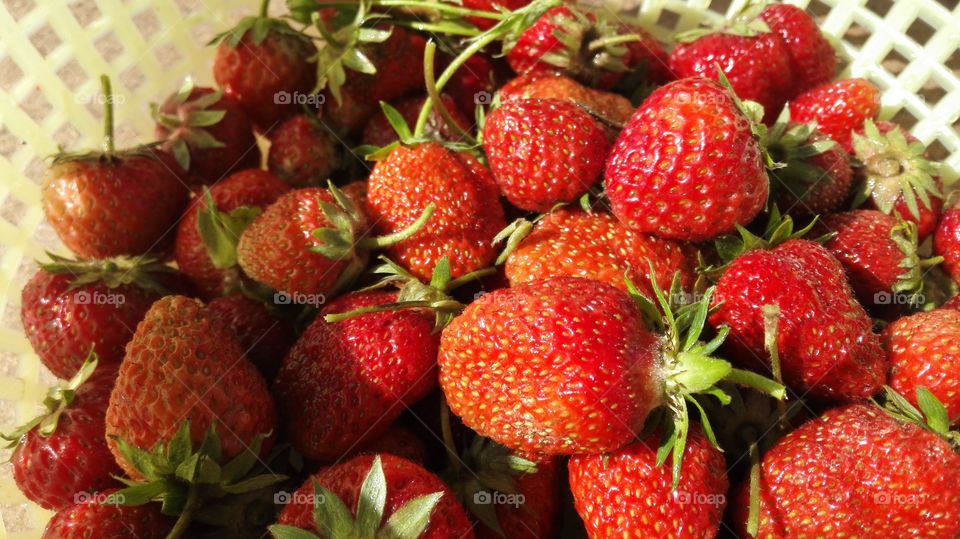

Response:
(211, 4), (317, 129)
(788, 78), (881, 152)
(605, 77), (768, 241)
(759, 3), (837, 95)
(154, 81), (259, 182)
(21, 254), (181, 378)
(266, 114), (341, 187)
(174, 168), (290, 299)
(482, 98), (610, 212)
(349, 424), (428, 465)
(206, 292), (297, 381)
(498, 71), (635, 128)
(569, 425), (728, 539)
(271, 454), (475, 538)
(3, 356), (121, 511)
(42, 489), (172, 539)
(934, 201), (960, 284)
(362, 94), (470, 149)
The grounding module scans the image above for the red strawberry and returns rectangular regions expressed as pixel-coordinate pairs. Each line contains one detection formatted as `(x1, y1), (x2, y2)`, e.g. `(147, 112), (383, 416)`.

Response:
(212, 12), (317, 129)
(42, 489), (172, 539)
(617, 23), (673, 86)
(934, 202), (960, 284)
(349, 424), (428, 465)
(605, 77), (768, 241)
(734, 403), (960, 538)
(710, 239), (887, 401)
(444, 53), (497, 117)
(789, 78), (881, 152)
(21, 255), (181, 378)
(273, 454), (475, 538)
(759, 3), (837, 95)
(884, 309), (960, 425)
(362, 94), (471, 149)
(4, 358), (121, 511)
(482, 98), (610, 211)
(498, 71), (635, 128)
(174, 168), (290, 299)
(154, 82), (259, 182)
(504, 207), (695, 297)
(569, 425), (728, 539)
(462, 0), (532, 30)
(366, 142), (505, 281)
(206, 292), (297, 381)
(266, 114), (341, 187)
(274, 290), (438, 461)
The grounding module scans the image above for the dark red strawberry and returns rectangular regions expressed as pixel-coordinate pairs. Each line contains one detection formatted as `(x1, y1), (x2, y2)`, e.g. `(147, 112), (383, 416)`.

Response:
(266, 114), (341, 187)
(42, 489), (172, 538)
(444, 53), (497, 117)
(935, 202), (960, 284)
(362, 94), (471, 149)
(482, 98), (610, 211)
(206, 292), (297, 381)
(759, 3), (837, 95)
(349, 424), (428, 464)
(617, 23), (673, 86)
(789, 78), (881, 152)
(498, 71), (635, 128)
(462, 0), (532, 30)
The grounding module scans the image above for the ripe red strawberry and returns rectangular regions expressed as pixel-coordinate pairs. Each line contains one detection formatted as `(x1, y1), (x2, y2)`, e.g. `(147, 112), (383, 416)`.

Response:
(365, 142), (505, 281)
(21, 255), (181, 379)
(349, 424), (428, 464)
(273, 290), (438, 461)
(569, 425), (728, 539)
(212, 12), (317, 129)
(266, 114), (341, 187)
(104, 295), (276, 479)
(362, 94), (470, 149)
(605, 77), (768, 241)
(498, 71), (635, 128)
(934, 203), (960, 284)
(884, 309), (960, 425)
(734, 403), (960, 538)
(4, 358), (120, 511)
(759, 3), (837, 95)
(42, 489), (172, 538)
(273, 454), (475, 538)
(154, 82), (259, 182)
(482, 98), (610, 211)
(206, 292), (297, 381)
(789, 78), (881, 152)
(174, 168), (290, 299)
(617, 23), (673, 86)
(504, 207), (695, 297)
(444, 53), (497, 117)
(462, 0), (532, 30)
(710, 239), (887, 401)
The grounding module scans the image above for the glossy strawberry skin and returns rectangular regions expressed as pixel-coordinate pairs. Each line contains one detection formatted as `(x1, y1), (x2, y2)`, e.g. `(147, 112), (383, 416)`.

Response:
(105, 295), (276, 479)
(884, 309), (960, 425)
(507, 7), (582, 80)
(483, 98), (610, 212)
(206, 292), (296, 382)
(277, 454), (475, 539)
(789, 78), (881, 153)
(934, 206), (960, 284)
(361, 94), (470, 149)
(605, 77), (768, 241)
(214, 30), (317, 129)
(770, 128), (853, 216)
(366, 143), (505, 281)
(267, 114), (340, 187)
(709, 239), (887, 402)
(348, 424), (428, 465)
(474, 458), (561, 539)
(439, 277), (661, 456)
(42, 489), (172, 539)
(174, 169), (290, 299)
(759, 3), (837, 95)
(42, 156), (189, 259)
(505, 208), (695, 297)
(734, 404), (960, 538)
(273, 291), (439, 461)
(12, 366), (121, 511)
(569, 426), (728, 539)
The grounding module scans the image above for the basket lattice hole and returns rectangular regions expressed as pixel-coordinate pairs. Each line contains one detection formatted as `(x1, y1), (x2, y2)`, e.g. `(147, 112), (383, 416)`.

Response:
(56, 58), (86, 91)
(20, 91), (51, 124)
(154, 42), (182, 69)
(175, 0), (208, 17)
(133, 9), (163, 40)
(927, 139), (949, 162)
(1, 195), (28, 229)
(918, 77), (947, 107)
(655, 8), (681, 33)
(0, 57), (24, 92)
(68, 0), (101, 27)
(28, 24), (62, 58)
(6, 0), (36, 21)
(805, 0), (831, 18)
(844, 21), (870, 49)
(890, 107), (919, 131)
(882, 48), (909, 76)
(52, 123), (81, 150)
(94, 33), (125, 63)
(907, 16), (936, 47)
(120, 65), (146, 93)
(0, 127), (20, 159)
(710, 0), (733, 17)
(869, 0), (895, 18)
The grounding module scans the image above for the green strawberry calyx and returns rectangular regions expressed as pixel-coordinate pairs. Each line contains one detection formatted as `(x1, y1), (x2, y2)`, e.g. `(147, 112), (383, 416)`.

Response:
(1, 351), (98, 448)
(879, 386), (960, 449)
(40, 252), (177, 296)
(269, 455), (443, 539)
(675, 0), (771, 43)
(152, 79), (229, 172)
(890, 219), (942, 305)
(111, 421), (285, 539)
(197, 189), (263, 271)
(355, 100), (478, 162)
(763, 108), (840, 196)
(209, 0), (311, 49)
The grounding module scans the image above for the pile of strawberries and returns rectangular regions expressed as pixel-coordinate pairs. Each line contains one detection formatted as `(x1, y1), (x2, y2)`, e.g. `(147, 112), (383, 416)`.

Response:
(8, 0), (960, 537)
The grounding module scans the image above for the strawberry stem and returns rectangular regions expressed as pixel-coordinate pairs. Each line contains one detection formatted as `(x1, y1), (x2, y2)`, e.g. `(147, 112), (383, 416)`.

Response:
(324, 298), (463, 323)
(440, 398), (462, 474)
(259, 0), (270, 17)
(746, 440), (761, 536)
(762, 304), (789, 431)
(100, 75), (115, 154)
(724, 368), (786, 399)
(166, 486), (199, 539)
(587, 33), (641, 51)
(356, 203), (436, 250)
(421, 41), (475, 143)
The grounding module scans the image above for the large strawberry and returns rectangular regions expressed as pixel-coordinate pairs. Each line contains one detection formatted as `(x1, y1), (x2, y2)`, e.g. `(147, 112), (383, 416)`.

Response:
(206, 292), (297, 381)
(759, 3), (837, 95)
(3, 357), (120, 511)
(788, 78), (881, 153)
(710, 239), (887, 402)
(273, 290), (438, 461)
(483, 98), (610, 211)
(266, 113), (341, 187)
(569, 425), (728, 539)
(271, 454), (475, 538)
(42, 489), (172, 539)
(21, 254), (181, 378)
(605, 77), (768, 241)
(498, 71), (635, 128)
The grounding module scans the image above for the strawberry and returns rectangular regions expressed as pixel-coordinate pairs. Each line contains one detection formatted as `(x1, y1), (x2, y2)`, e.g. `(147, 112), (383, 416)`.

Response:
(3, 357), (120, 511)
(884, 309), (960, 425)
(482, 98), (610, 211)
(444, 53), (497, 117)
(788, 78), (881, 152)
(710, 239), (887, 401)
(934, 202), (960, 284)
(617, 23), (673, 86)
(734, 401), (960, 538)
(212, 8), (317, 129)
(503, 207), (695, 297)
(349, 424), (428, 465)
(42, 489), (172, 539)
(569, 425), (728, 539)
(174, 168), (290, 299)
(462, 0), (532, 30)
(759, 3), (837, 95)
(362, 94), (470, 149)
(498, 71), (635, 128)
(365, 142), (505, 281)
(21, 254), (181, 379)
(154, 81), (259, 182)
(266, 114), (341, 187)
(273, 290), (438, 461)
(272, 454), (475, 538)
(605, 77), (768, 241)
(206, 292), (297, 381)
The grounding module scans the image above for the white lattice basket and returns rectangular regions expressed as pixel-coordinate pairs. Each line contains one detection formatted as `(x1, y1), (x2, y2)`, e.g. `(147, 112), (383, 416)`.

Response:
(0, 0), (958, 536)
